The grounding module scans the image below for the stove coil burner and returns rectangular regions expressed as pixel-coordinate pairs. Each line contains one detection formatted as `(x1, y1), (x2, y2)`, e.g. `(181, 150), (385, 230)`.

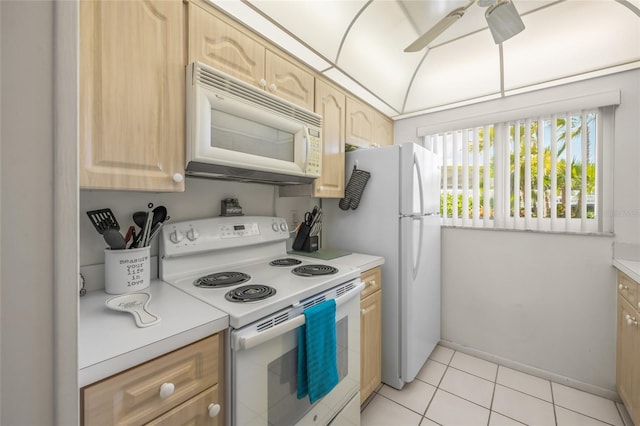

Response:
(225, 285), (276, 303)
(269, 258), (302, 267)
(194, 272), (251, 288)
(291, 264), (339, 277)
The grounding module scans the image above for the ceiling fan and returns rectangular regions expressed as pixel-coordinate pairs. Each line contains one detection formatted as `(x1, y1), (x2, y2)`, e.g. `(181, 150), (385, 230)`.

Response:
(404, 0), (525, 52)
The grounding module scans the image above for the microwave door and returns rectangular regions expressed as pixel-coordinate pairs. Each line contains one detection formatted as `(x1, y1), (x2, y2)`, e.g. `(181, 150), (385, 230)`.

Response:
(191, 86), (309, 178)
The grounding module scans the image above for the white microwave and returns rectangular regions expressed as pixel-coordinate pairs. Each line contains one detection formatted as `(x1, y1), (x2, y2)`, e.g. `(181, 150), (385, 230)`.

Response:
(186, 62), (323, 185)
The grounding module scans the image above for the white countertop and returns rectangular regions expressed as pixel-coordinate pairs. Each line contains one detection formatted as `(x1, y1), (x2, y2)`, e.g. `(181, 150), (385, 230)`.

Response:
(613, 258), (640, 284)
(293, 251), (385, 272)
(331, 252), (385, 272)
(79, 280), (228, 387)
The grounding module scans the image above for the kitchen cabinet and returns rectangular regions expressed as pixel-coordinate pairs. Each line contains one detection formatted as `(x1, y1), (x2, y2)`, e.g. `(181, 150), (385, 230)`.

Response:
(360, 266), (382, 404)
(346, 97), (394, 148)
(189, 1), (315, 111)
(312, 80), (346, 198)
(616, 271), (640, 425)
(80, 0), (186, 192)
(81, 334), (223, 426)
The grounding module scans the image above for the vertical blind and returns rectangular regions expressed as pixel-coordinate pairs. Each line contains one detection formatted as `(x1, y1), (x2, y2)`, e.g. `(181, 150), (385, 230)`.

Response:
(427, 109), (600, 233)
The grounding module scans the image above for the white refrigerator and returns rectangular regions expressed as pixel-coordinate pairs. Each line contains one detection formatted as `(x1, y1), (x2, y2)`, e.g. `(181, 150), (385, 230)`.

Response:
(323, 142), (441, 390)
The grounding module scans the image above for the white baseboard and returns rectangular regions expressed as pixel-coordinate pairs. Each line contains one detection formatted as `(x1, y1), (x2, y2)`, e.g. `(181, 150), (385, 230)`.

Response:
(439, 339), (621, 403)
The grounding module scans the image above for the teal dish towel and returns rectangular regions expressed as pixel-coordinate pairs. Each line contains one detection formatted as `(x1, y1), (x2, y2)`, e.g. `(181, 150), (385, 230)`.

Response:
(297, 299), (339, 404)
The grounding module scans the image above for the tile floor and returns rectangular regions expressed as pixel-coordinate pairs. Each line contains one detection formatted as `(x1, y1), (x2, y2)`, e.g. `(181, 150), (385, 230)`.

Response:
(361, 345), (632, 426)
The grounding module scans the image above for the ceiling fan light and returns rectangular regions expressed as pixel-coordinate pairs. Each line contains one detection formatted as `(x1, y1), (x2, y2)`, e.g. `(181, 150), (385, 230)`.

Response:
(485, 0), (525, 44)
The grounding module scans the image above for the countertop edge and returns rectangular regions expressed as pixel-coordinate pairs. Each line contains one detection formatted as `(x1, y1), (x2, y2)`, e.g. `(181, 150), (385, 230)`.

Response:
(79, 316), (228, 387)
(613, 258), (640, 284)
(357, 257), (385, 272)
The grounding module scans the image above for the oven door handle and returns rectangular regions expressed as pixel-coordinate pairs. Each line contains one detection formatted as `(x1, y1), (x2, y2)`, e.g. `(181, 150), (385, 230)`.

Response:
(234, 281), (364, 351)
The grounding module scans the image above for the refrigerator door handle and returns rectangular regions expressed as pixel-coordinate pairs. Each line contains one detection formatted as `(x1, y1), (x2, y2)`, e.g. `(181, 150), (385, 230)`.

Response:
(412, 216), (424, 280)
(413, 152), (425, 215)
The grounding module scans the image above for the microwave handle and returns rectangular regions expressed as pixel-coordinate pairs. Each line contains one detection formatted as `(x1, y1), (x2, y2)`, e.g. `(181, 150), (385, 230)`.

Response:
(302, 127), (310, 170)
(234, 281), (364, 351)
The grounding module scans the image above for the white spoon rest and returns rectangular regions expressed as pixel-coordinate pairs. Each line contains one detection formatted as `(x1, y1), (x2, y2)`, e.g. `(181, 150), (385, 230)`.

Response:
(105, 292), (160, 328)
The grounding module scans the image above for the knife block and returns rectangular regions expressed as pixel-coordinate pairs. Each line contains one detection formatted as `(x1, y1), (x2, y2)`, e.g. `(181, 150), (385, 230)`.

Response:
(292, 223), (318, 252)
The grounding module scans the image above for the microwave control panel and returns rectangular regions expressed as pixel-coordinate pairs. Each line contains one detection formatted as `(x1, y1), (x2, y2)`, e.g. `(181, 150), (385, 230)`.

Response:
(306, 134), (322, 177)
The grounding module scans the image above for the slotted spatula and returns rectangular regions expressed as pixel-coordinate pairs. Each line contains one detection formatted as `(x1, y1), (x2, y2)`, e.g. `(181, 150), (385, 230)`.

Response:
(87, 208), (120, 234)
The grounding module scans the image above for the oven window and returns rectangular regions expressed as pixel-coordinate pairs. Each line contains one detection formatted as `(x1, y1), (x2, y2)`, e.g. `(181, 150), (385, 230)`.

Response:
(210, 109), (294, 162)
(267, 317), (348, 425)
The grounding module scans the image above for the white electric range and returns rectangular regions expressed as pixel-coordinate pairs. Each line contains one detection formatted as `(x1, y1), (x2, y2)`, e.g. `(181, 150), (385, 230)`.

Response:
(159, 216), (362, 426)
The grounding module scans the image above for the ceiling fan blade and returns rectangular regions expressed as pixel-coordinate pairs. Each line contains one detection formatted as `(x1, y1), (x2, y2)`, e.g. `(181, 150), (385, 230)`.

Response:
(404, 7), (466, 52)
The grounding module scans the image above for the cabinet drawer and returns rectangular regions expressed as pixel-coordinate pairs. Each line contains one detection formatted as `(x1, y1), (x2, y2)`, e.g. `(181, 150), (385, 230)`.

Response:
(82, 335), (219, 426)
(147, 385), (222, 426)
(360, 267), (382, 300)
(618, 272), (637, 308)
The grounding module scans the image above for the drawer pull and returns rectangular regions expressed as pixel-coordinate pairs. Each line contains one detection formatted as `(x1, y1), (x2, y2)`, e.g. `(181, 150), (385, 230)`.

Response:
(367, 280), (376, 287)
(208, 403), (221, 418)
(159, 382), (175, 399)
(619, 283), (628, 291)
(626, 314), (638, 327)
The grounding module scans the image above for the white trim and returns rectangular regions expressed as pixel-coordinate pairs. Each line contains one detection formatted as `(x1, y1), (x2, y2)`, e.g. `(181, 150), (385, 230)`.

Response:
(416, 90), (620, 137)
(439, 340), (620, 402)
(53, 0), (79, 424)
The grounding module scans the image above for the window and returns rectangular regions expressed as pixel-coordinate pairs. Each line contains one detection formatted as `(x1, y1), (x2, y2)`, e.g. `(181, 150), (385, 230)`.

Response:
(426, 109), (606, 233)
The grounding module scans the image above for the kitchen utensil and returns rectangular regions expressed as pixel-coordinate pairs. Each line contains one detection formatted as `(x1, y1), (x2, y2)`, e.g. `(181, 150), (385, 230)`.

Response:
(131, 211), (148, 248)
(151, 205), (168, 228)
(147, 222), (165, 245)
(132, 211), (147, 228)
(103, 228), (126, 250)
(105, 292), (160, 328)
(86, 208), (120, 234)
(141, 212), (154, 247)
(124, 226), (135, 244)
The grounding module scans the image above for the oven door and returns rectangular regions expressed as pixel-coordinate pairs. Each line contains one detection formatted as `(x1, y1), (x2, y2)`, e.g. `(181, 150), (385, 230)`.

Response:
(230, 284), (361, 426)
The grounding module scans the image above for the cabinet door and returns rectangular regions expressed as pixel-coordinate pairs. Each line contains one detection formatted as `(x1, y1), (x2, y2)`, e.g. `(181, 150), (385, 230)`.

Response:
(313, 80), (346, 198)
(80, 0), (185, 191)
(346, 97), (375, 148)
(360, 290), (382, 404)
(617, 295), (638, 420)
(188, 3), (265, 88)
(265, 50), (315, 111)
(373, 113), (394, 147)
(147, 385), (222, 426)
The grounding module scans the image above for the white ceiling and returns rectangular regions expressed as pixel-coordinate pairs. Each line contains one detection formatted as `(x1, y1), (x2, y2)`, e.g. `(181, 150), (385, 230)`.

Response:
(211, 0), (640, 118)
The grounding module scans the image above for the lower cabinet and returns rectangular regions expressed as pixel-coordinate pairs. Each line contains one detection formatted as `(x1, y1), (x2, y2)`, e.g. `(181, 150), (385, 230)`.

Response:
(360, 267), (382, 404)
(81, 334), (223, 426)
(616, 271), (640, 425)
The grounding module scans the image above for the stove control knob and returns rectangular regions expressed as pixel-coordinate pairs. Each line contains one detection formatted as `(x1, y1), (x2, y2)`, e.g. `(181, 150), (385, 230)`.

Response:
(186, 228), (200, 241)
(169, 230), (185, 244)
(272, 222), (279, 232)
(279, 222), (288, 232)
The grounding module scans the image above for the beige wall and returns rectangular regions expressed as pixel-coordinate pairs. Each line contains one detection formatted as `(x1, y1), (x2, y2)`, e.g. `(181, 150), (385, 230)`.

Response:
(1, 1), (55, 424)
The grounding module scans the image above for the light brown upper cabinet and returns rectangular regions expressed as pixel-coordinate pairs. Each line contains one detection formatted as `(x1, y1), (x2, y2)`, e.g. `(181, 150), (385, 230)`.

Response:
(312, 80), (346, 198)
(80, 0), (186, 192)
(374, 114), (394, 147)
(346, 97), (393, 148)
(189, 2), (315, 111)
